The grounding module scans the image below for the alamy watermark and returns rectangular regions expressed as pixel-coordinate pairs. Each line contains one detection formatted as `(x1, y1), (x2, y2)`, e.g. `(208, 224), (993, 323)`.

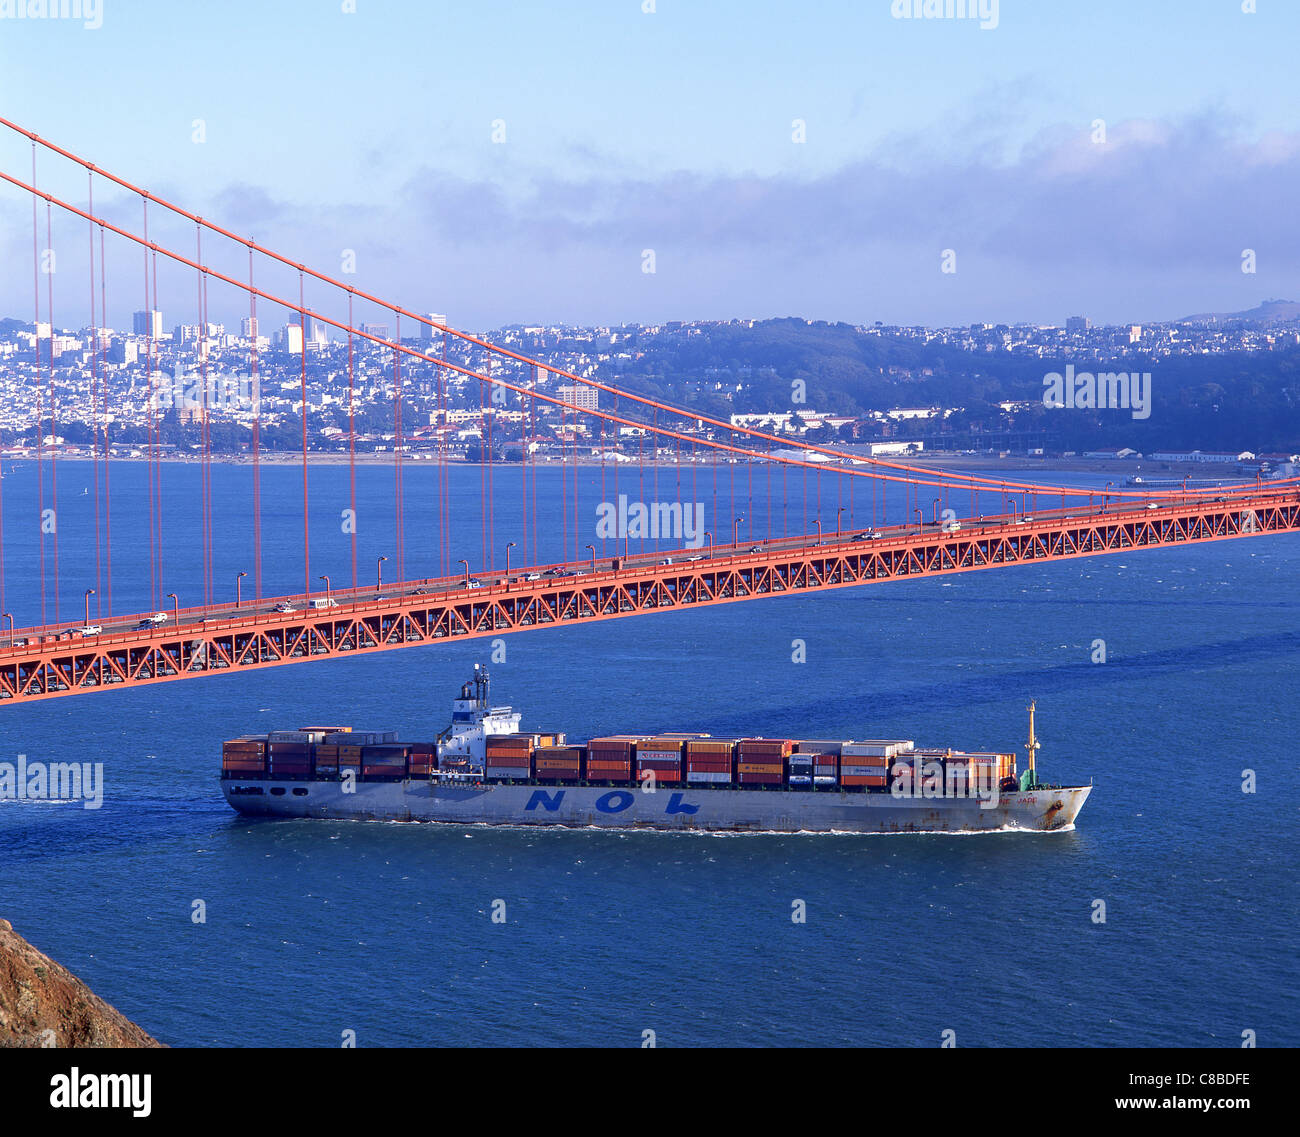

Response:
(890, 756), (1000, 809)
(1043, 364), (1151, 420)
(0, 0), (103, 30)
(891, 0), (999, 31)
(595, 495), (704, 549)
(0, 754), (104, 810)
(151, 363), (260, 414)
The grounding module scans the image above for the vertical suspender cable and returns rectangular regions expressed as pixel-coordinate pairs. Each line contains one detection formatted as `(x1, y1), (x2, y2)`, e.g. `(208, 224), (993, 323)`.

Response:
(249, 248), (262, 600)
(348, 292), (356, 591)
(299, 272), (309, 597)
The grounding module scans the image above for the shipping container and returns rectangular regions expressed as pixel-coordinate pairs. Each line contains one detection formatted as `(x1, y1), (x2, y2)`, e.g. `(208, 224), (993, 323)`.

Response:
(843, 740), (913, 758)
(737, 762), (783, 774)
(485, 767), (530, 780)
(586, 760), (633, 780)
(361, 763), (407, 779)
(841, 774), (888, 788)
(686, 771), (731, 784)
(792, 739), (846, 757)
(326, 730), (397, 746)
(737, 738), (793, 760)
(685, 740), (734, 756)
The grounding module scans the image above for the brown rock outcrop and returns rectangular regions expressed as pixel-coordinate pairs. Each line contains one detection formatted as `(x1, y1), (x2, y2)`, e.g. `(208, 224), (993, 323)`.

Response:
(0, 918), (162, 1047)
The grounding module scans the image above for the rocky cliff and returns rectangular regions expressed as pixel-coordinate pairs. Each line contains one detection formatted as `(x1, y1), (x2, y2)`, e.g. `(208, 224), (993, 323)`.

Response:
(0, 918), (162, 1047)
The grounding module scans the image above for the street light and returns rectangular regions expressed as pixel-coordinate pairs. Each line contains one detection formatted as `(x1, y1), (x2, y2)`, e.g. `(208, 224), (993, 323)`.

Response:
(506, 541), (517, 576)
(813, 519), (822, 545)
(914, 508), (923, 532)
(733, 516), (744, 546)
(2, 613), (12, 640)
(458, 559), (470, 587)
(167, 592), (179, 626)
(704, 531), (713, 556)
(837, 507), (846, 537)
(376, 555), (388, 592)
(236, 571), (247, 609)
(319, 575), (331, 602)
(932, 497), (941, 525)
(83, 588), (95, 628)
(585, 543), (595, 570)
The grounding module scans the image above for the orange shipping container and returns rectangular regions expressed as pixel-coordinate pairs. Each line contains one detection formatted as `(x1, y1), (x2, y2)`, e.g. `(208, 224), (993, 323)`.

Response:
(737, 762), (784, 774)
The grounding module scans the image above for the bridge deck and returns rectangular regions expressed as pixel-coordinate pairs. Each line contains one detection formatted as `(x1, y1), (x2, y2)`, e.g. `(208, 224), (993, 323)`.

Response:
(1, 492), (1296, 705)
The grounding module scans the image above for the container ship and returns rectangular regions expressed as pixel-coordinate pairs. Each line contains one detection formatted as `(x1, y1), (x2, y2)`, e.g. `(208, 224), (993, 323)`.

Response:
(220, 666), (1091, 834)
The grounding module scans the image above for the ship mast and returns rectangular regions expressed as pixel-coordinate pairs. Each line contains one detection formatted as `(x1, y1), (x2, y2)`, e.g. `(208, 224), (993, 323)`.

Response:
(1025, 699), (1040, 783)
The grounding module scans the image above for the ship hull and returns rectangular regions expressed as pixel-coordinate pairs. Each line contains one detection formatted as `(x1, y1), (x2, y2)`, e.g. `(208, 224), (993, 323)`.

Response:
(221, 779), (1091, 833)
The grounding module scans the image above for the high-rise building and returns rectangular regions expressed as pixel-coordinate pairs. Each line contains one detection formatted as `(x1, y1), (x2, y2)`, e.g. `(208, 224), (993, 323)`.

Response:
(1065, 315), (1091, 335)
(1128, 325), (1143, 343)
(241, 316), (259, 340)
(425, 313), (447, 340)
(109, 339), (139, 365)
(134, 309), (163, 338)
(281, 324), (304, 354)
(361, 323), (390, 342)
(558, 384), (599, 412)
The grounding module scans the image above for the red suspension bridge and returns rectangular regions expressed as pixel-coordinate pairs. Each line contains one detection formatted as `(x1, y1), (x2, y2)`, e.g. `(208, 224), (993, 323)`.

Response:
(0, 120), (1297, 706)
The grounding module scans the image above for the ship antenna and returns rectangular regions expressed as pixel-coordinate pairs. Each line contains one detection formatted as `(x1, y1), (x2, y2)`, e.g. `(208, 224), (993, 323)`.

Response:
(1026, 700), (1040, 784)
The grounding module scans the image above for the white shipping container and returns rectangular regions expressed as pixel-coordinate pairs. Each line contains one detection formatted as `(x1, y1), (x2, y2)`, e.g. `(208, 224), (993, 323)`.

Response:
(840, 763), (889, 777)
(843, 740), (913, 757)
(813, 775), (838, 787)
(485, 767), (530, 779)
(268, 730), (314, 743)
(637, 752), (680, 764)
(686, 771), (731, 783)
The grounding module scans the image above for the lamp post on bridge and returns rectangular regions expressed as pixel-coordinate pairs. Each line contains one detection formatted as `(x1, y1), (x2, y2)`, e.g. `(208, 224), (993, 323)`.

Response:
(167, 593), (179, 626)
(837, 507), (846, 538)
(506, 542), (517, 577)
(2, 613), (12, 642)
(319, 575), (331, 603)
(813, 519), (822, 546)
(704, 531), (713, 557)
(458, 559), (470, 587)
(914, 508), (923, 533)
(585, 544), (595, 570)
(236, 571), (247, 609)
(734, 516), (744, 546)
(932, 497), (941, 525)
(376, 556), (387, 593)
(84, 589), (95, 628)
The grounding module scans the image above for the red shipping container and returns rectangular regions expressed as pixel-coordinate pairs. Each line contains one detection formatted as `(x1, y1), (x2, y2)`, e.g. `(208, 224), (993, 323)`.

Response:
(362, 763), (407, 778)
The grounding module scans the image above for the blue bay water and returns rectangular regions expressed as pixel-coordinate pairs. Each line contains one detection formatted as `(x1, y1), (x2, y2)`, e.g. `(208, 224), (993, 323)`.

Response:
(0, 460), (1296, 1047)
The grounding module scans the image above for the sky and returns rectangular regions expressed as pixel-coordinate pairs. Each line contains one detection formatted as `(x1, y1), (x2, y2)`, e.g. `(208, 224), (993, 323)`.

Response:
(1, 0), (1299, 333)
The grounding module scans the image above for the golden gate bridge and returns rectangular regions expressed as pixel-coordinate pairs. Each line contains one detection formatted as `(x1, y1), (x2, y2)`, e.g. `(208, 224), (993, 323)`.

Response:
(0, 118), (1297, 705)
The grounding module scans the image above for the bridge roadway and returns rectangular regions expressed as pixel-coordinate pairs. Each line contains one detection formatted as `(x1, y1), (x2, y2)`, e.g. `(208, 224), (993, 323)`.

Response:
(1, 491), (1296, 705)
